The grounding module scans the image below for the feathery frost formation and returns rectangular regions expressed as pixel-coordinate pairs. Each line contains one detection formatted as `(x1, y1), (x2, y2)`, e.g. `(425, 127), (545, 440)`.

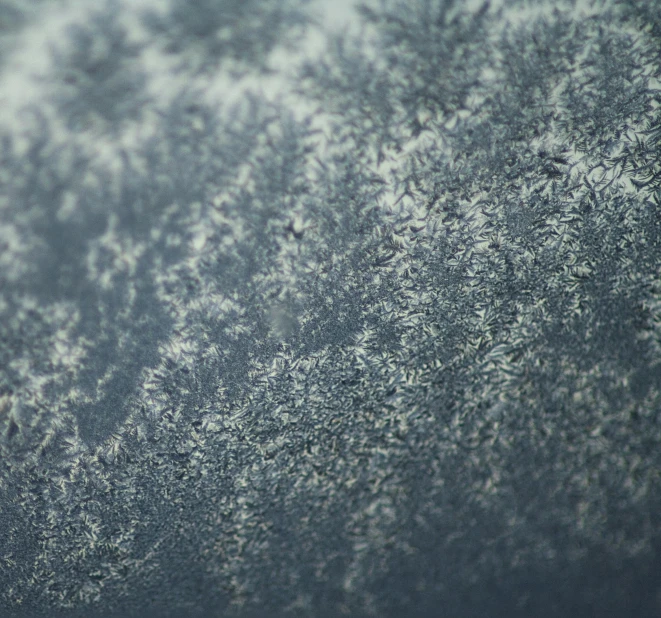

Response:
(1, 0), (660, 616)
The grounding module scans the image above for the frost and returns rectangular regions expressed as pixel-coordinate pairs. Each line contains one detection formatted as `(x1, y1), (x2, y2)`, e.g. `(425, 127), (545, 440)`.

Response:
(1, 0), (661, 617)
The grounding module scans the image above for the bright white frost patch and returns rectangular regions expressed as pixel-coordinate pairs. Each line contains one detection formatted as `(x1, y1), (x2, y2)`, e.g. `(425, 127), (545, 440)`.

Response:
(86, 217), (146, 290)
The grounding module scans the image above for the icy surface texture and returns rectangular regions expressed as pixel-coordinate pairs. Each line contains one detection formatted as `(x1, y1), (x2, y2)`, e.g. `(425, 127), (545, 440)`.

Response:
(1, 0), (660, 616)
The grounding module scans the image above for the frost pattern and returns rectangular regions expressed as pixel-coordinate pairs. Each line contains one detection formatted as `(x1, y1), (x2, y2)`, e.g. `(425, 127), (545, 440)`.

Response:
(1, 0), (660, 617)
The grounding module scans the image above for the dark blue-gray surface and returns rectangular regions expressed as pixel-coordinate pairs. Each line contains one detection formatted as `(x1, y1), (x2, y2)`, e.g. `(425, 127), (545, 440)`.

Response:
(1, 0), (660, 616)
